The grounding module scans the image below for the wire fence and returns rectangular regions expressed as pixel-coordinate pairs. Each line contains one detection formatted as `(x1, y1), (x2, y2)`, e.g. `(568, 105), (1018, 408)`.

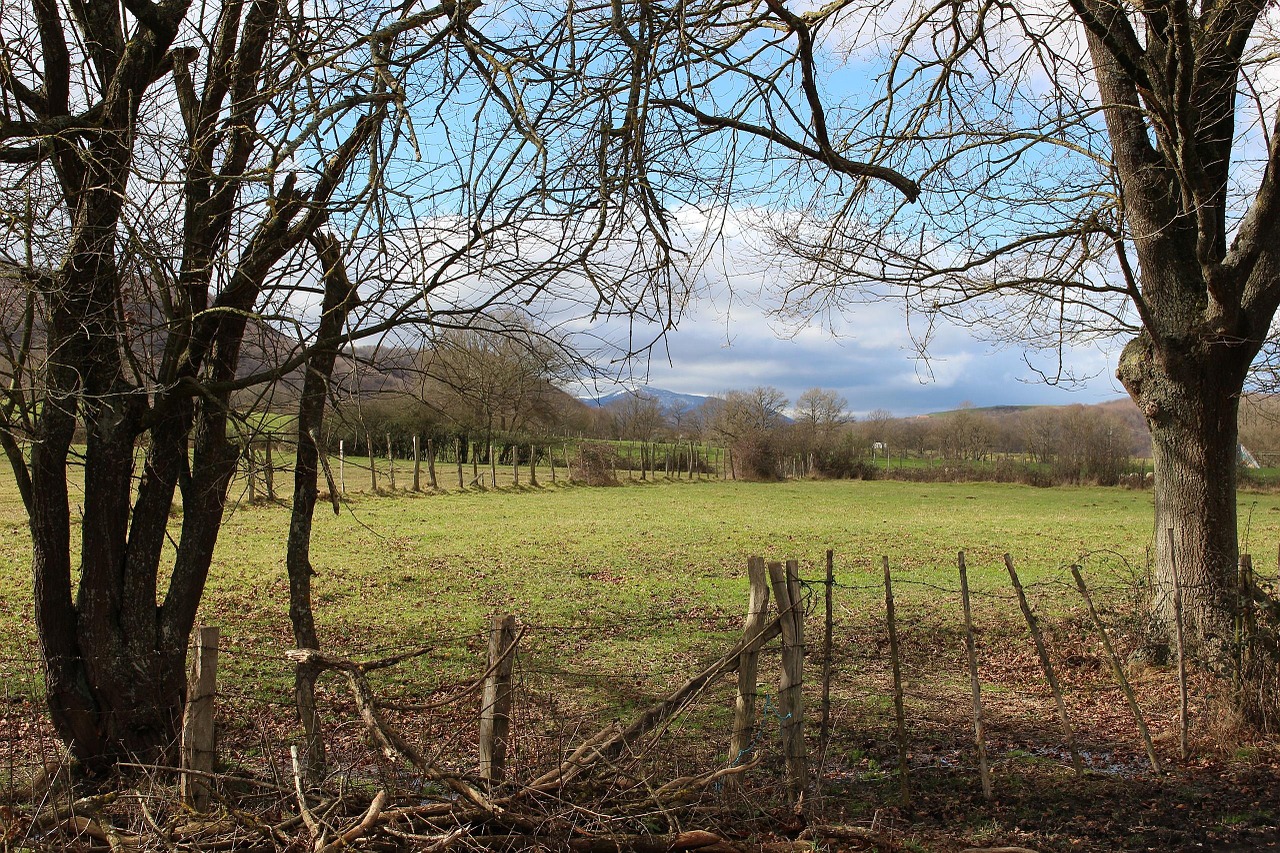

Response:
(0, 548), (1219, 807)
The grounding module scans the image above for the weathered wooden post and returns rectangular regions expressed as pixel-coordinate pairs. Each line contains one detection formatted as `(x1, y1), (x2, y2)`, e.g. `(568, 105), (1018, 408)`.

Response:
(427, 438), (438, 489)
(512, 446), (520, 486)
(339, 439), (346, 494)
(181, 626), (220, 812)
(412, 435), (421, 492)
(769, 560), (808, 804)
(367, 432), (377, 491)
(1005, 553), (1083, 777)
(245, 444), (257, 502)
(958, 551), (992, 801)
(264, 438), (275, 500)
(883, 556), (910, 806)
(818, 549), (834, 788)
(456, 439), (464, 489)
(727, 556), (772, 791)
(549, 445), (557, 483)
(479, 615), (519, 784)
(1071, 565), (1163, 774)
(529, 444), (538, 486)
(387, 433), (396, 490)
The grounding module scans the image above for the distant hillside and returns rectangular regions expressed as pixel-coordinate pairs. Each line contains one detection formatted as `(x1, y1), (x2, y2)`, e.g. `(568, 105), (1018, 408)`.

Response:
(583, 386), (712, 414)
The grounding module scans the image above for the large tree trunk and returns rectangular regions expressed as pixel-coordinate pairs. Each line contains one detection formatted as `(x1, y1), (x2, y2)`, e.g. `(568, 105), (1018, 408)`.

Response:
(1119, 331), (1251, 660)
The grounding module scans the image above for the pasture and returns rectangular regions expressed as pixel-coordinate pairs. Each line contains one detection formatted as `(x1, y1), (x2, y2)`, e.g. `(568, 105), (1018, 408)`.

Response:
(2, 474), (1279, 851)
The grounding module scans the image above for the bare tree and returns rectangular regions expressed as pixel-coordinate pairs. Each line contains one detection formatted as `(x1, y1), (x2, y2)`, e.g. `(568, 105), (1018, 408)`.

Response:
(0, 0), (686, 764)
(795, 387), (849, 435)
(608, 390), (668, 442)
(705, 387), (789, 479)
(589, 0), (1279, 715)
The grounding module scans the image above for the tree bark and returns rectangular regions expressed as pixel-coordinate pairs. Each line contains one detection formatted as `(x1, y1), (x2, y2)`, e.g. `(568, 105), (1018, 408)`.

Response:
(287, 233), (362, 784)
(1118, 331), (1251, 656)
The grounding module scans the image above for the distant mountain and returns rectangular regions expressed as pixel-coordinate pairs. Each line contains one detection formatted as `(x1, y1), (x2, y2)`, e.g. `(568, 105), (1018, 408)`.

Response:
(583, 386), (712, 414)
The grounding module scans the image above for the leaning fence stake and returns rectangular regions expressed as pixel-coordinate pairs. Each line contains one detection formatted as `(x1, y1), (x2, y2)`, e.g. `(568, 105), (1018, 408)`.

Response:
(817, 548), (835, 794)
(882, 556), (911, 806)
(958, 551), (992, 801)
(1004, 553), (1083, 777)
(181, 625), (221, 812)
(1071, 565), (1162, 774)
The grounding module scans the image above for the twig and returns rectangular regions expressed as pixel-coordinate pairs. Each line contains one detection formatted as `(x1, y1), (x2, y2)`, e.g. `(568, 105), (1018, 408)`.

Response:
(291, 745), (325, 844)
(316, 790), (389, 853)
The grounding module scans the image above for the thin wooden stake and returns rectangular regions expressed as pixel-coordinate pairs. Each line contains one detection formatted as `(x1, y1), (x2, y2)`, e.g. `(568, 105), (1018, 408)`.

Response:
(412, 435), (421, 492)
(727, 556), (771, 791)
(427, 438), (437, 489)
(246, 445), (257, 502)
(1070, 565), (1162, 774)
(490, 443), (497, 487)
(1169, 528), (1189, 760)
(1004, 553), (1083, 777)
(264, 438), (275, 500)
(181, 626), (220, 812)
(818, 549), (834, 786)
(512, 447), (520, 486)
(529, 444), (538, 486)
(455, 439), (464, 489)
(479, 615), (518, 784)
(550, 445), (557, 482)
(368, 433), (377, 491)
(387, 434), (396, 490)
(769, 560), (808, 804)
(339, 439), (345, 495)
(958, 551), (992, 801)
(882, 556), (910, 806)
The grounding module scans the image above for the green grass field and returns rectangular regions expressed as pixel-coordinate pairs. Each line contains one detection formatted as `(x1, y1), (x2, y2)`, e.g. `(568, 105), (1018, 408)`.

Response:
(4, 472), (1280, 851)
(4, 471), (1280, 697)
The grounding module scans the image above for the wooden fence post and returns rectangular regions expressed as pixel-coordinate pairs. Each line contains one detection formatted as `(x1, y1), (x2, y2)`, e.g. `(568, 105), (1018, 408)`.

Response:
(1004, 553), (1083, 777)
(529, 444), (538, 486)
(512, 447), (520, 486)
(958, 551), (992, 801)
(413, 435), (421, 492)
(427, 438), (438, 489)
(339, 439), (346, 494)
(769, 560), (808, 804)
(818, 549), (834, 784)
(727, 556), (771, 791)
(1071, 565), (1163, 774)
(264, 438), (275, 500)
(181, 625), (220, 812)
(479, 616), (519, 784)
(456, 439), (464, 489)
(387, 434), (396, 490)
(549, 445), (557, 483)
(367, 433), (377, 491)
(243, 440), (256, 502)
(883, 556), (910, 806)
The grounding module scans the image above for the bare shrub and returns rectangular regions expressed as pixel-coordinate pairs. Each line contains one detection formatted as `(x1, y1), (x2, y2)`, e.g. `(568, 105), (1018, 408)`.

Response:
(571, 443), (620, 486)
